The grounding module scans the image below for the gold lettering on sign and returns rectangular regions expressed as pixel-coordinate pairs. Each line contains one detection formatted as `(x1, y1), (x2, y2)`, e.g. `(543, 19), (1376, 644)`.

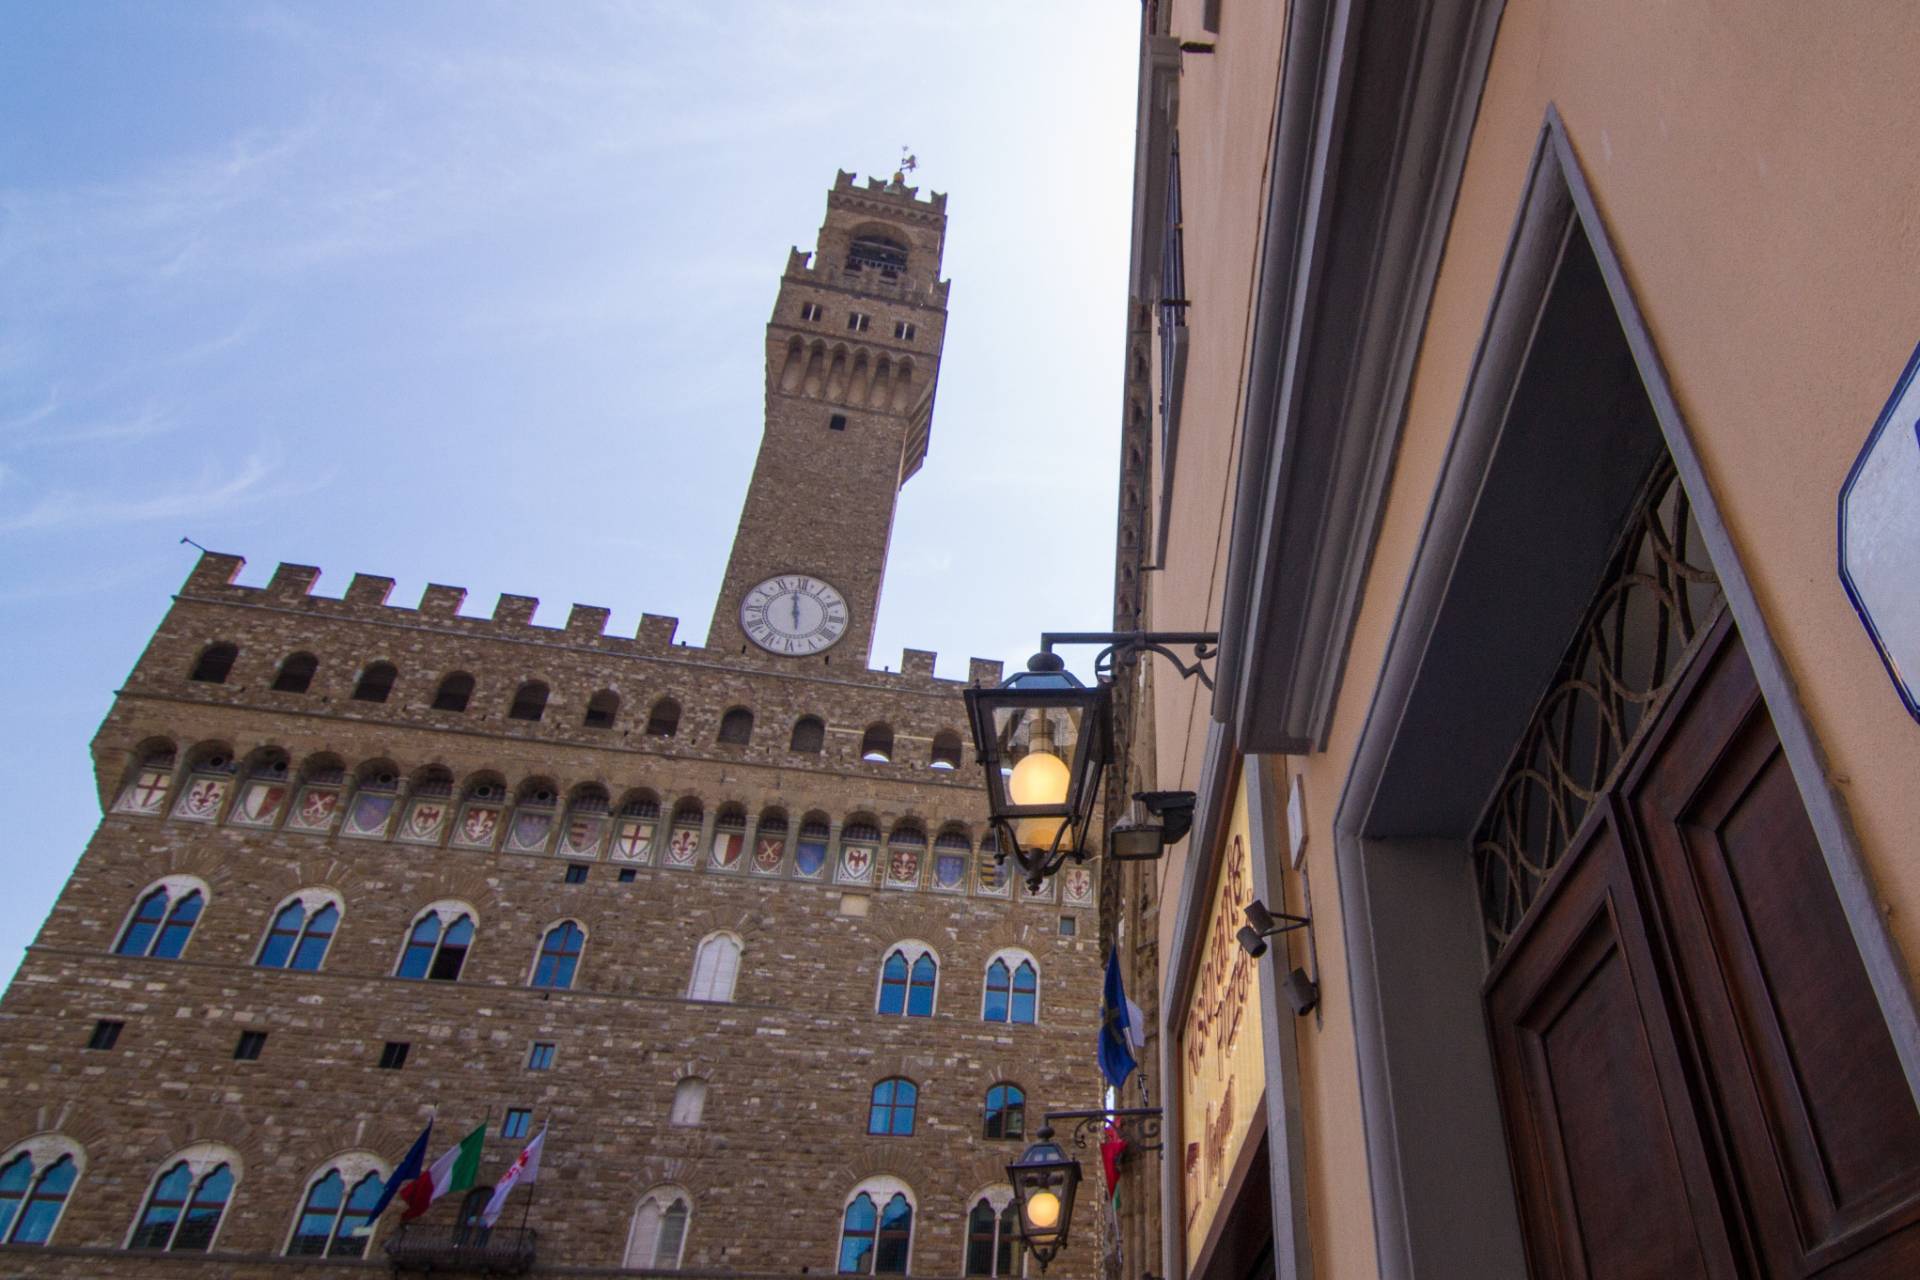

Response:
(1177, 774), (1266, 1268)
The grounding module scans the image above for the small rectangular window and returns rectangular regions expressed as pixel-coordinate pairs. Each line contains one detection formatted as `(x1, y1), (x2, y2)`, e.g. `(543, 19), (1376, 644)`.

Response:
(800, 302), (823, 322)
(564, 864), (588, 885)
(829, 414), (848, 432)
(894, 320), (916, 341)
(234, 1030), (267, 1061)
(1059, 915), (1077, 937)
(502, 1108), (532, 1139)
(847, 312), (870, 333)
(379, 1041), (409, 1070)
(618, 868), (637, 883)
(528, 1042), (556, 1071)
(87, 1019), (123, 1051)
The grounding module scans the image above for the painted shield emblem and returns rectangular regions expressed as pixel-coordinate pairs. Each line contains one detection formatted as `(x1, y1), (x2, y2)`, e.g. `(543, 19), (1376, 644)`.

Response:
(612, 819), (654, 863)
(888, 848), (920, 886)
(935, 853), (966, 890)
(977, 853), (1006, 892)
(345, 792), (395, 837)
(116, 767), (172, 815)
(794, 838), (828, 878)
(1063, 867), (1093, 905)
(841, 844), (874, 881)
(710, 830), (743, 869)
(561, 816), (605, 857)
(175, 777), (227, 821)
(507, 811), (552, 852)
(292, 787), (339, 830)
(403, 802), (446, 840)
(753, 837), (785, 873)
(665, 828), (700, 867)
(460, 805), (499, 845)
(235, 781), (287, 825)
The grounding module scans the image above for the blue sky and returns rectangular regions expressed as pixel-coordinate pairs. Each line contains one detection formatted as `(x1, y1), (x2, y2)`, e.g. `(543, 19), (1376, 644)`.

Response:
(0, 3), (1138, 982)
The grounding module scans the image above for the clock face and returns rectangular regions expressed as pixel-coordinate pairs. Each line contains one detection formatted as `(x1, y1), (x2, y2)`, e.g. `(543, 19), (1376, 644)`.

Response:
(741, 575), (849, 655)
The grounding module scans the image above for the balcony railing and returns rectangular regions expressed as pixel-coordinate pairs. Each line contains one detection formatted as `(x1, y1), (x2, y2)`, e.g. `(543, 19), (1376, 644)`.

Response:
(384, 1222), (537, 1274)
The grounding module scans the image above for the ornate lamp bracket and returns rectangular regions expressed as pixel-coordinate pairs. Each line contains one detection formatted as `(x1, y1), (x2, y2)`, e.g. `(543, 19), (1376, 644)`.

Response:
(1043, 1106), (1164, 1155)
(1039, 632), (1219, 691)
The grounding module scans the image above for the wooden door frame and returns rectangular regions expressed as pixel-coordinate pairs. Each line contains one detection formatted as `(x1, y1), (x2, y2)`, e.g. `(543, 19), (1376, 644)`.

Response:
(1330, 107), (1920, 1280)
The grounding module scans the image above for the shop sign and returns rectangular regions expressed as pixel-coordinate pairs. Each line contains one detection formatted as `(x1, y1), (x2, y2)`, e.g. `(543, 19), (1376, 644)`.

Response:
(1840, 341), (1920, 723)
(1178, 774), (1264, 1266)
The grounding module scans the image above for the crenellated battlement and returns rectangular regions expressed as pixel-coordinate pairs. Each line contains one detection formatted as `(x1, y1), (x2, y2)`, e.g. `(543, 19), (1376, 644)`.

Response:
(179, 551), (1001, 690)
(783, 247), (953, 307)
(832, 168), (948, 214)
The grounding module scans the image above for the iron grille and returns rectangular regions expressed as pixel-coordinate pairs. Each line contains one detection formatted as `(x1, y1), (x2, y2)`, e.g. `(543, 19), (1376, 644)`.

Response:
(1473, 459), (1722, 962)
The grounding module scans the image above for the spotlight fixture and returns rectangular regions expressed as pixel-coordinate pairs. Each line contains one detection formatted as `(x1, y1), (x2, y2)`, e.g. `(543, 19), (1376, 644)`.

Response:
(1236, 897), (1310, 960)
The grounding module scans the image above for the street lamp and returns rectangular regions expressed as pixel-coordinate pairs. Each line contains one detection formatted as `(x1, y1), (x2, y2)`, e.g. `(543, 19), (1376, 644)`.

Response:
(963, 654), (1109, 891)
(1006, 1126), (1082, 1273)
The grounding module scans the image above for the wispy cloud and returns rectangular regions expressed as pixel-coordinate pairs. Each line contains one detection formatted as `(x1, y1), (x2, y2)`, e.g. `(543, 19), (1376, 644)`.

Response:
(0, 452), (328, 534)
(6, 402), (176, 451)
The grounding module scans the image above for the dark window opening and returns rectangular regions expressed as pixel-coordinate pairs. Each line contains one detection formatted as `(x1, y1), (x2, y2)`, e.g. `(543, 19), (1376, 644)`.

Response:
(271, 652), (318, 694)
(645, 698), (681, 738)
(846, 235), (909, 276)
(830, 413), (848, 431)
(378, 1041), (409, 1070)
(584, 689), (619, 729)
(801, 302), (824, 322)
(930, 730), (963, 770)
(564, 864), (588, 885)
(189, 643), (237, 684)
(527, 1042), (556, 1071)
(507, 681), (548, 722)
(847, 312), (871, 333)
(618, 868), (637, 883)
(1059, 915), (1077, 936)
(860, 723), (894, 763)
(87, 1019), (124, 1051)
(501, 1108), (532, 1139)
(718, 707), (754, 746)
(234, 1030), (266, 1061)
(791, 715), (825, 753)
(894, 320), (915, 341)
(351, 662), (396, 703)
(431, 672), (474, 712)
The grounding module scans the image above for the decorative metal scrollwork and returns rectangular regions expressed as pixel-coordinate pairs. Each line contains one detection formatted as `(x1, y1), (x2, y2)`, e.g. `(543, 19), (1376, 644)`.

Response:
(1039, 632), (1219, 691)
(1043, 1107), (1163, 1155)
(1473, 459), (1723, 963)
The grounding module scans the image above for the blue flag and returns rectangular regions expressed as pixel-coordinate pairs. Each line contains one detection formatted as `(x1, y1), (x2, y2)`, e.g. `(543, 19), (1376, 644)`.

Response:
(365, 1120), (432, 1222)
(1098, 948), (1139, 1089)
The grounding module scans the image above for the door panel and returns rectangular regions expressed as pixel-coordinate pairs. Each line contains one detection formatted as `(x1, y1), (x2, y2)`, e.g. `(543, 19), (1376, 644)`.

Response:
(1486, 809), (1738, 1280)
(1627, 632), (1920, 1276)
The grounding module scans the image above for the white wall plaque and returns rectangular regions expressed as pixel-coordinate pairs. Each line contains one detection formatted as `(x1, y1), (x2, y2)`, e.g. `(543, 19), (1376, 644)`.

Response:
(1840, 342), (1920, 724)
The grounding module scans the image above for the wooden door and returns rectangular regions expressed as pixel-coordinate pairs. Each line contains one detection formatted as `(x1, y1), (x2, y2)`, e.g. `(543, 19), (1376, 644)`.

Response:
(1487, 618), (1920, 1277)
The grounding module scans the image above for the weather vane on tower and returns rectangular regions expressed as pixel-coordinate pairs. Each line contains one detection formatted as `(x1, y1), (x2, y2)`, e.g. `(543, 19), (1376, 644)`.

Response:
(895, 147), (918, 183)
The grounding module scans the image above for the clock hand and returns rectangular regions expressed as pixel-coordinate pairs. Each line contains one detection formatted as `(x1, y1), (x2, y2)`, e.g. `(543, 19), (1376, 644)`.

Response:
(791, 593), (801, 630)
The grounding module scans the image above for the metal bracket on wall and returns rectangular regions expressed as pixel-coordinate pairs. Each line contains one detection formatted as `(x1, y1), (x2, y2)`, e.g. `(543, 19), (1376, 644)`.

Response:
(1043, 1106), (1164, 1155)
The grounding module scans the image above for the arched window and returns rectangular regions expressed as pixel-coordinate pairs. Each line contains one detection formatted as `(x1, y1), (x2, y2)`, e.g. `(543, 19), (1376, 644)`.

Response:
(965, 1191), (1021, 1276)
(790, 715), (825, 753)
(670, 1077), (707, 1127)
(531, 921), (584, 990)
(860, 723), (894, 763)
(351, 662), (397, 703)
(984, 1083), (1026, 1141)
(625, 1187), (691, 1269)
(507, 680), (549, 722)
(983, 952), (1039, 1025)
(930, 730), (963, 771)
(431, 672), (474, 712)
(876, 943), (937, 1017)
(396, 906), (475, 981)
(286, 1166), (384, 1257)
(868, 1078), (918, 1136)
(717, 706), (754, 746)
(645, 698), (681, 738)
(256, 893), (340, 971)
(584, 689), (620, 729)
(688, 933), (741, 1003)
(189, 643), (237, 684)
(129, 1154), (234, 1251)
(838, 1182), (913, 1275)
(0, 1141), (82, 1246)
(271, 652), (318, 694)
(115, 881), (205, 960)
(846, 233), (910, 276)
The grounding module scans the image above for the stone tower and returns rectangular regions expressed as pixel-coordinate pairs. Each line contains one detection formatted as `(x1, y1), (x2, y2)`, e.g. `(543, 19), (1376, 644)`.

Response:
(711, 170), (951, 668)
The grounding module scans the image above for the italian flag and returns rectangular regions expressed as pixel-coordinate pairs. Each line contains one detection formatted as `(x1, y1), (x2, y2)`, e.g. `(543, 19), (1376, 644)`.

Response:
(398, 1123), (485, 1220)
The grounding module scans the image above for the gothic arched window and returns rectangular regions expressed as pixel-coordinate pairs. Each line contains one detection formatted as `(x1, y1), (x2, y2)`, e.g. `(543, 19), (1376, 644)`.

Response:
(286, 1166), (383, 1257)
(396, 906), (474, 981)
(115, 882), (205, 960)
(0, 1144), (80, 1246)
(876, 944), (937, 1017)
(129, 1155), (235, 1251)
(256, 893), (341, 972)
(983, 951), (1040, 1025)
(964, 1193), (1021, 1276)
(838, 1184), (913, 1275)
(867, 1078), (917, 1136)
(688, 933), (741, 1003)
(626, 1187), (692, 1269)
(530, 921), (585, 990)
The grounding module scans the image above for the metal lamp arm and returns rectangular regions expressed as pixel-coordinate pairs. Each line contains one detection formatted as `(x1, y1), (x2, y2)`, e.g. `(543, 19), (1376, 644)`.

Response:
(1038, 631), (1220, 690)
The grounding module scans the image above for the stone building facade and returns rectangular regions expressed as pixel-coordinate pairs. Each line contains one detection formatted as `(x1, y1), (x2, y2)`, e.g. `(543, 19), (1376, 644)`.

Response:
(0, 173), (1103, 1277)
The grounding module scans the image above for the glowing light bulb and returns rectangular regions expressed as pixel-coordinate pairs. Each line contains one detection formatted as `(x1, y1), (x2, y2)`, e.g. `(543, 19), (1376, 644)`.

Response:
(1025, 1190), (1061, 1230)
(1008, 750), (1072, 852)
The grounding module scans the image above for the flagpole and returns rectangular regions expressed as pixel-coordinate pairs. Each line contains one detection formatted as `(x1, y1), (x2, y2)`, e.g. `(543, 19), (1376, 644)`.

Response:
(517, 1117), (545, 1238)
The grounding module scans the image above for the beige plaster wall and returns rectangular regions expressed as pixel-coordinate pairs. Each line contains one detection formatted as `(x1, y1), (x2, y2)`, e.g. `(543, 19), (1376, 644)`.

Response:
(1148, 2), (1920, 1277)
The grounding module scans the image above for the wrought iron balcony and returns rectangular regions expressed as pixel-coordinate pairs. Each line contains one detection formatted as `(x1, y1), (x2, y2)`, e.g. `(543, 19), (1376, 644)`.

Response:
(384, 1222), (537, 1274)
